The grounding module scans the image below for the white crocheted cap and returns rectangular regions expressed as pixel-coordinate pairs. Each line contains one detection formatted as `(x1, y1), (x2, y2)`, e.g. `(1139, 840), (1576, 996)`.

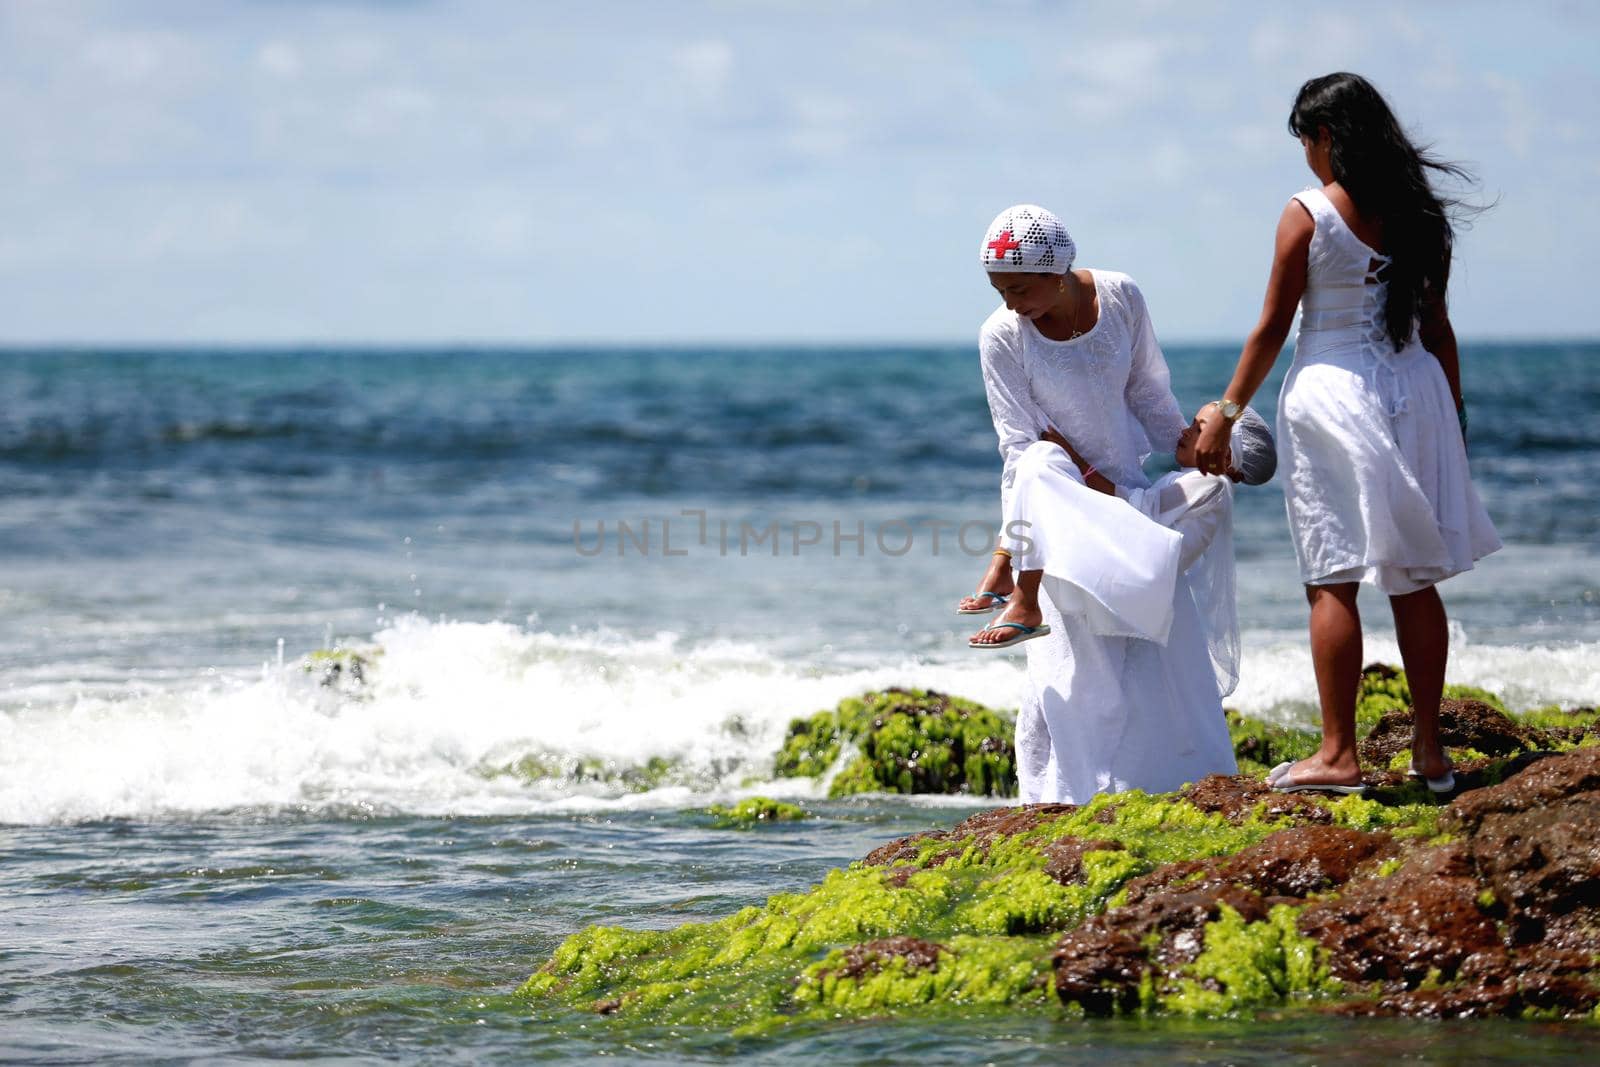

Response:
(1230, 406), (1278, 486)
(980, 204), (1076, 274)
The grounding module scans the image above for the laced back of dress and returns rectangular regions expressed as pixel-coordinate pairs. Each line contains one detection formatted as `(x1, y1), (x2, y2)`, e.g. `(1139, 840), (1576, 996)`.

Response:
(1294, 188), (1416, 416)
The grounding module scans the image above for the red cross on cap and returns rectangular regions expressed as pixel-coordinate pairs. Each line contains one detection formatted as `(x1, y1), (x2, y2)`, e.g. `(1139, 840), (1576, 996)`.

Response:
(987, 229), (1022, 260)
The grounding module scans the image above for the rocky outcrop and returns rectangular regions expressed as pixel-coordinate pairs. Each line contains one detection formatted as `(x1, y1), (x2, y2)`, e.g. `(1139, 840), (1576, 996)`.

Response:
(704, 796), (809, 827)
(522, 679), (1600, 1032)
(1358, 697), (1553, 765)
(773, 688), (1016, 797)
(1305, 746), (1600, 1017)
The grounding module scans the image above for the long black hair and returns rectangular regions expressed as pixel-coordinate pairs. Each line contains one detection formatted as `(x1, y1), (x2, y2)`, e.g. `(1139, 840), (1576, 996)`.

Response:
(1288, 72), (1477, 351)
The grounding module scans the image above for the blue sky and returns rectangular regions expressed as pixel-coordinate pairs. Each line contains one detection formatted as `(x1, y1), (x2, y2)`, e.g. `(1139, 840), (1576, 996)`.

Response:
(2, 0), (1596, 344)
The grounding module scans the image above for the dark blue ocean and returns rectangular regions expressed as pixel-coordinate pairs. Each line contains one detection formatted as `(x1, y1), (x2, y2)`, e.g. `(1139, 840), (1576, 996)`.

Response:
(2, 344), (1597, 1061)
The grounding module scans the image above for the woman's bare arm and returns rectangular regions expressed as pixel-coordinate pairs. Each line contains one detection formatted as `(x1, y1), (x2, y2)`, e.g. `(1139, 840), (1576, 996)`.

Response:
(1193, 200), (1314, 473)
(1040, 426), (1116, 495)
(1418, 287), (1463, 406)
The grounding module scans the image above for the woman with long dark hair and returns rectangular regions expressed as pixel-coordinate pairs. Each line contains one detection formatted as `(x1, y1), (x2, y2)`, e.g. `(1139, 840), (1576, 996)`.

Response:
(1191, 72), (1501, 794)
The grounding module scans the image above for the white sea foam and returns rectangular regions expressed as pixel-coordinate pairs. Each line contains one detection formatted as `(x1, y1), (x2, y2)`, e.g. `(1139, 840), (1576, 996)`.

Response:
(0, 617), (1027, 824)
(1, 616), (1595, 824)
(1229, 627), (1600, 726)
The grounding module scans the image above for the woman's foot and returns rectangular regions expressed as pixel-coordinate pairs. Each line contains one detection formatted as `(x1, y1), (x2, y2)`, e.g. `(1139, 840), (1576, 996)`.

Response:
(957, 556), (1016, 614)
(969, 601), (1043, 646)
(1408, 744), (1454, 784)
(1267, 754), (1365, 792)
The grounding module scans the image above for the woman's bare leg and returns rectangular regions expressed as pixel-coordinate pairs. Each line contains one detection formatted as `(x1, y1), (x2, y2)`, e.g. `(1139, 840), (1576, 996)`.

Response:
(970, 569), (1043, 644)
(1277, 582), (1364, 784)
(1390, 585), (1451, 779)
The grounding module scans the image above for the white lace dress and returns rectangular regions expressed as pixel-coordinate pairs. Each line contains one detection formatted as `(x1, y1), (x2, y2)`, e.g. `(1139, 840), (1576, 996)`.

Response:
(979, 269), (1239, 804)
(1279, 189), (1501, 594)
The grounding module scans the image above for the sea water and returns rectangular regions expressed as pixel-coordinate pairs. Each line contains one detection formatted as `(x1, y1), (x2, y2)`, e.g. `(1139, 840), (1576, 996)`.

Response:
(2, 344), (1597, 1060)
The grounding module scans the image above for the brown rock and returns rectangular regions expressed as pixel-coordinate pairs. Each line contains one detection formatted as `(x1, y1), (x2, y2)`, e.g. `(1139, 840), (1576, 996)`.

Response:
(1332, 972), (1599, 1018)
(860, 831), (943, 868)
(1213, 825), (1396, 897)
(1443, 745), (1600, 832)
(1438, 749), (1600, 949)
(1053, 825), (1392, 1014)
(1038, 837), (1125, 885)
(1292, 751), (1600, 1017)
(1469, 794), (1600, 934)
(1297, 843), (1503, 986)
(1055, 881), (1272, 1015)
(1358, 697), (1550, 765)
(1181, 774), (1334, 825)
(860, 803), (1077, 868)
(829, 936), (947, 980)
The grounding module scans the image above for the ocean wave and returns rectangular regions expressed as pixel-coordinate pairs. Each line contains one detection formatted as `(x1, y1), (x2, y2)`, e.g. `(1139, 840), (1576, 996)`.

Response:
(0, 618), (1028, 825)
(1, 617), (1596, 825)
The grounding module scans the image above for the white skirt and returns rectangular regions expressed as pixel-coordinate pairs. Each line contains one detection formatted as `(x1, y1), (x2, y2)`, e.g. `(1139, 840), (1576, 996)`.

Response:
(1278, 337), (1501, 595)
(1002, 442), (1240, 804)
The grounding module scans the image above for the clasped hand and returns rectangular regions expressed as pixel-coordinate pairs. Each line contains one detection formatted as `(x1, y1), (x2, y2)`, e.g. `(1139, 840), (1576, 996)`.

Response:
(1191, 404), (1233, 476)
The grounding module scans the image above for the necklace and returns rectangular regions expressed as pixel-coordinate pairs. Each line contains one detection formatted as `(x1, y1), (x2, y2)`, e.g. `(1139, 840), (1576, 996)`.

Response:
(1057, 275), (1087, 340)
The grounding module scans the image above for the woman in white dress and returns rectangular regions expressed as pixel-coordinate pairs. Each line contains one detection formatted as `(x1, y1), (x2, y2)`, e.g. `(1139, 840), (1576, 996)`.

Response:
(959, 204), (1239, 804)
(1192, 73), (1501, 794)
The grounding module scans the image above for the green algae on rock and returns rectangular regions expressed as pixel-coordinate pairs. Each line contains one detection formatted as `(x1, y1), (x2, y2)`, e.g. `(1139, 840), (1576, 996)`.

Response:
(768, 668), (1578, 804)
(1223, 710), (1319, 778)
(522, 783), (1356, 1030)
(522, 748), (1600, 1029)
(1355, 662), (1506, 730)
(704, 797), (809, 827)
(793, 935), (1051, 1012)
(774, 688), (1017, 797)
(301, 646), (381, 695)
(1162, 903), (1340, 1017)
(477, 753), (681, 792)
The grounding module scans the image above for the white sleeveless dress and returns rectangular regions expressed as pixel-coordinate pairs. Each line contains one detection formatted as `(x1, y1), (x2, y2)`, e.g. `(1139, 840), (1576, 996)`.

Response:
(1278, 189), (1501, 594)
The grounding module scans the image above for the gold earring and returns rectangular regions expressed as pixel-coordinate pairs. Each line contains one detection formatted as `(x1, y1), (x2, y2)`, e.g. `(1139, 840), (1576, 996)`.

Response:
(1058, 277), (1066, 292)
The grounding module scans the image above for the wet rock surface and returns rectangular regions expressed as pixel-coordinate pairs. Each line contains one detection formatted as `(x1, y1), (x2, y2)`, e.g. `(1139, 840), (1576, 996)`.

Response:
(526, 678), (1600, 1030)
(1298, 842), (1500, 986)
(1039, 836), (1126, 886)
(1054, 824), (1395, 1015)
(860, 803), (1077, 867)
(1049, 754), (1600, 1019)
(1358, 697), (1552, 765)
(1299, 747), (1600, 1017)
(829, 937), (948, 980)
(1180, 774), (1334, 825)
(774, 688), (1017, 797)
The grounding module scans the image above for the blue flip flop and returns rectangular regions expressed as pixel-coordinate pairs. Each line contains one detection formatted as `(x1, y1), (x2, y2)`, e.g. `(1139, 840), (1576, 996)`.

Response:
(957, 590), (1010, 616)
(969, 620), (1051, 649)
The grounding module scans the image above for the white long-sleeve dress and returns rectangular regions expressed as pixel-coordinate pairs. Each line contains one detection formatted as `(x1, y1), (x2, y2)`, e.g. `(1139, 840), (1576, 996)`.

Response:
(979, 269), (1239, 804)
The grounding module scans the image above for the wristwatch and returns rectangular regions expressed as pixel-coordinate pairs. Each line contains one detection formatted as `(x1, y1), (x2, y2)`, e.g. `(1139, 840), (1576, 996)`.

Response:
(1214, 399), (1242, 423)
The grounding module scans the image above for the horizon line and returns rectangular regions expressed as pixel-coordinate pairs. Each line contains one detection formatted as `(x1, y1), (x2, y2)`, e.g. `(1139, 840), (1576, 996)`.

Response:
(3, 334), (1598, 352)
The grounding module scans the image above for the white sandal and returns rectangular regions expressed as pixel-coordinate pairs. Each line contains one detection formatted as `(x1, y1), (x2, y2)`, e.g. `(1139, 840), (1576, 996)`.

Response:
(1408, 761), (1456, 794)
(1267, 761), (1368, 795)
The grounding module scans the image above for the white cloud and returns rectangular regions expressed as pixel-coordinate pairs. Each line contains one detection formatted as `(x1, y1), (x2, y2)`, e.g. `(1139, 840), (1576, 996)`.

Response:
(81, 31), (175, 86)
(1482, 71), (1536, 158)
(257, 41), (303, 80)
(674, 39), (733, 101)
(0, 0), (1594, 342)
